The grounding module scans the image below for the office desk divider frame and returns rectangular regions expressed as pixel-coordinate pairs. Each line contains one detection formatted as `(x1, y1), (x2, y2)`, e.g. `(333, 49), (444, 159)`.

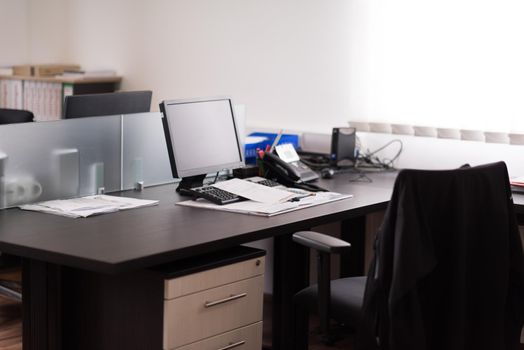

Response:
(0, 112), (174, 209)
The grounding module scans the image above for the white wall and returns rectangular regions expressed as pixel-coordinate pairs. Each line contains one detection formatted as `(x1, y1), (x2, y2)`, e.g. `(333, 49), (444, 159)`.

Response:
(26, 0), (69, 63)
(0, 0), (29, 66)
(4, 1), (524, 136)
(62, 0), (352, 131)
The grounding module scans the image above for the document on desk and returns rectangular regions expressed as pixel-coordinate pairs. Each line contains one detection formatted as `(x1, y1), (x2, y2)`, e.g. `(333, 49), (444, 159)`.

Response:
(211, 178), (295, 203)
(177, 191), (352, 217)
(20, 195), (159, 218)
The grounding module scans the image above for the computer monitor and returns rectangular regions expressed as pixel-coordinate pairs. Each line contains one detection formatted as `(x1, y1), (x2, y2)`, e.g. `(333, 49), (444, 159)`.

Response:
(63, 90), (152, 118)
(160, 97), (244, 194)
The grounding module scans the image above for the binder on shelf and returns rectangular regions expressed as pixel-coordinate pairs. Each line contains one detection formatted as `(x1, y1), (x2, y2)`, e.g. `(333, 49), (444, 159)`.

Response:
(0, 74), (121, 119)
(0, 79), (24, 109)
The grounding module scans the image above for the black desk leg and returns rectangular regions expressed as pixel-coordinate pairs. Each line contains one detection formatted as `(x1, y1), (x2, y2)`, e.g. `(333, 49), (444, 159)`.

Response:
(516, 213), (524, 226)
(340, 216), (366, 277)
(272, 234), (310, 350)
(23, 259), (62, 350)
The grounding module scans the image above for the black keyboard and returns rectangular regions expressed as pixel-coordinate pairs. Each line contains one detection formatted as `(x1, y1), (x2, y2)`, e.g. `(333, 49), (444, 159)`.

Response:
(191, 178), (283, 205)
(252, 178), (280, 187)
(190, 186), (243, 205)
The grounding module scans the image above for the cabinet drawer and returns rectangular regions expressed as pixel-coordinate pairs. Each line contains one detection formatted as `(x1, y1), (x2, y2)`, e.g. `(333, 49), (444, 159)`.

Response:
(173, 322), (262, 350)
(164, 275), (263, 349)
(165, 257), (264, 300)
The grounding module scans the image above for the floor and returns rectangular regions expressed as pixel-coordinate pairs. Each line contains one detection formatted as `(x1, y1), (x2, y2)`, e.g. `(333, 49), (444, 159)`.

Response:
(0, 295), (21, 350)
(262, 296), (353, 350)
(1, 292), (521, 350)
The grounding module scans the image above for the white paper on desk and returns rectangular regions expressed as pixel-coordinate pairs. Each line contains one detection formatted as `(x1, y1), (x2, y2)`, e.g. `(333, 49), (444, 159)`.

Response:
(177, 192), (353, 217)
(212, 178), (295, 203)
(224, 200), (300, 215)
(85, 195), (158, 210)
(177, 198), (300, 216)
(20, 195), (158, 218)
(38, 197), (114, 212)
(20, 203), (85, 218)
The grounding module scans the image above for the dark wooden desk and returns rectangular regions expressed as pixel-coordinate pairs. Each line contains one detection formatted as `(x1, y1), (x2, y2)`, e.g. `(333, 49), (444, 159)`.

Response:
(1, 171), (521, 350)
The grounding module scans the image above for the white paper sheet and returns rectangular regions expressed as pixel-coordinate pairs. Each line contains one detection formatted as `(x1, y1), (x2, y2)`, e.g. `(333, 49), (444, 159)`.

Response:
(211, 178), (295, 203)
(177, 191), (352, 217)
(20, 195), (159, 218)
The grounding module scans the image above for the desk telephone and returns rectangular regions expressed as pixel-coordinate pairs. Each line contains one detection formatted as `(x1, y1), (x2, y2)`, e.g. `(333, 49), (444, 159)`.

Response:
(260, 143), (321, 189)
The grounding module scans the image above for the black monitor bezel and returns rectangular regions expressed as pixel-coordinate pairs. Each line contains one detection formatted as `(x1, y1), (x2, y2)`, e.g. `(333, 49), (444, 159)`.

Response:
(160, 96), (244, 180)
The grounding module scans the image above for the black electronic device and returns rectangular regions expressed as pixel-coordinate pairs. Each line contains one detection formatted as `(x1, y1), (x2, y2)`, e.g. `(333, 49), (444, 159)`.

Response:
(259, 152), (327, 192)
(160, 96), (244, 195)
(320, 168), (336, 179)
(261, 152), (301, 183)
(189, 185), (243, 205)
(319, 167), (357, 179)
(189, 177), (283, 205)
(330, 127), (356, 167)
(246, 177), (280, 187)
(63, 90), (152, 118)
(271, 143), (318, 182)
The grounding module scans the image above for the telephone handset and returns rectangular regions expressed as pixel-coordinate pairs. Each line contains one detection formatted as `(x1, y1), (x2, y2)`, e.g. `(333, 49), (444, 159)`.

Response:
(259, 143), (325, 191)
(262, 152), (301, 182)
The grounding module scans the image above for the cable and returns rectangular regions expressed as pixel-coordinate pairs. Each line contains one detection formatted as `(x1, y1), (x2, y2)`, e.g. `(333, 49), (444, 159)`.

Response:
(356, 139), (403, 171)
(211, 171), (220, 184)
(348, 171), (373, 183)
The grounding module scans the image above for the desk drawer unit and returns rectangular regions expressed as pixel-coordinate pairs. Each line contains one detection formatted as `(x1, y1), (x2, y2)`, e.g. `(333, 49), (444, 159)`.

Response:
(175, 322), (263, 350)
(163, 256), (265, 350)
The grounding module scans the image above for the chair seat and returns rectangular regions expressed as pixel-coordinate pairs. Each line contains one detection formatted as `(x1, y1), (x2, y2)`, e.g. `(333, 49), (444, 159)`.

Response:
(294, 276), (366, 326)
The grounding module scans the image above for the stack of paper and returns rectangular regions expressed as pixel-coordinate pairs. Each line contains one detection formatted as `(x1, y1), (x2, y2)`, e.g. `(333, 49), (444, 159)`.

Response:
(177, 178), (352, 217)
(212, 178), (296, 203)
(510, 176), (524, 194)
(20, 195), (158, 218)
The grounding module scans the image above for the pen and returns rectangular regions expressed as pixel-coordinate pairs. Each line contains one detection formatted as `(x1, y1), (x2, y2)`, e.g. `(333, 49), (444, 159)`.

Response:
(269, 129), (284, 153)
(289, 193), (316, 202)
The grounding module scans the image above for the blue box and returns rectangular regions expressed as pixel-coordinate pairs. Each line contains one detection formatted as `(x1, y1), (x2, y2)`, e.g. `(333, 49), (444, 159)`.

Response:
(244, 132), (299, 165)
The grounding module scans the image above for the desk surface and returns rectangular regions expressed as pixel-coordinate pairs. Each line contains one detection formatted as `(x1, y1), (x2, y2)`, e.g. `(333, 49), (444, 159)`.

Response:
(1, 171), (522, 273)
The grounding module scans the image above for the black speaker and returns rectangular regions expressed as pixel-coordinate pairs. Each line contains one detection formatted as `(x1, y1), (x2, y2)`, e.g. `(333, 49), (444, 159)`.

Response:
(330, 127), (356, 167)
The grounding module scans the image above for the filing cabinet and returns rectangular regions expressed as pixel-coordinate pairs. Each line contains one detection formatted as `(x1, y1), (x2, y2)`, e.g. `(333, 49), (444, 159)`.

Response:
(163, 250), (265, 350)
(61, 246), (265, 350)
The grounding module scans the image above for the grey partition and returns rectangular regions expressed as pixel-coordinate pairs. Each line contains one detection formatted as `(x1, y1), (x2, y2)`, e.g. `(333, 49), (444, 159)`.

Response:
(0, 116), (122, 208)
(122, 112), (173, 190)
(0, 112), (175, 209)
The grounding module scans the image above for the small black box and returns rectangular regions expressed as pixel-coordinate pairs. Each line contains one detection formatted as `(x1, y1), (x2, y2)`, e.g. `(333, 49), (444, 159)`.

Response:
(330, 127), (356, 167)
(233, 165), (260, 179)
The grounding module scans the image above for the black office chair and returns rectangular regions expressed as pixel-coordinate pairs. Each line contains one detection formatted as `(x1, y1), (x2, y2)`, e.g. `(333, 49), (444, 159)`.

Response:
(0, 108), (34, 125)
(293, 162), (524, 350)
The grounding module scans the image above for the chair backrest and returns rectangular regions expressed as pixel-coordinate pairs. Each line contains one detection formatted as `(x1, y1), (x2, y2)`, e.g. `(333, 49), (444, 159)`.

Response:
(63, 90), (152, 118)
(0, 108), (34, 124)
(362, 162), (524, 350)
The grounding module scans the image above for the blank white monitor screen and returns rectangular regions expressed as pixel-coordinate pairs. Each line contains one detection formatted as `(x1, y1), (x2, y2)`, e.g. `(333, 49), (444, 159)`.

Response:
(162, 97), (243, 178)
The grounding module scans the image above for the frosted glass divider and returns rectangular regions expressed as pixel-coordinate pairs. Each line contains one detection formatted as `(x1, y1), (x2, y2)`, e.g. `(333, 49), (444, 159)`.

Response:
(0, 116), (122, 208)
(121, 112), (174, 190)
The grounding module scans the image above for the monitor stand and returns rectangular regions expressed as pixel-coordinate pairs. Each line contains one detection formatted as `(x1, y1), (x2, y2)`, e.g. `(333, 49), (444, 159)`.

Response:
(176, 174), (206, 196)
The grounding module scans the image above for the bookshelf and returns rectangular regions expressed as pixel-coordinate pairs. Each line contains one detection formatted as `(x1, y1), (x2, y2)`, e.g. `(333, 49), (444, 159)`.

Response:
(0, 75), (121, 121)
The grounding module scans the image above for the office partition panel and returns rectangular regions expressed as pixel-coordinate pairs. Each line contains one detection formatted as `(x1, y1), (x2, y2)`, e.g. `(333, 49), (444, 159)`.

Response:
(122, 112), (173, 190)
(0, 116), (122, 208)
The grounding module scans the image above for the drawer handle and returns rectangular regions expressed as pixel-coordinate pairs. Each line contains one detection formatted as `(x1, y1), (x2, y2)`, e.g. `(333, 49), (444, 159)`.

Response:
(217, 340), (246, 350)
(205, 293), (247, 308)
